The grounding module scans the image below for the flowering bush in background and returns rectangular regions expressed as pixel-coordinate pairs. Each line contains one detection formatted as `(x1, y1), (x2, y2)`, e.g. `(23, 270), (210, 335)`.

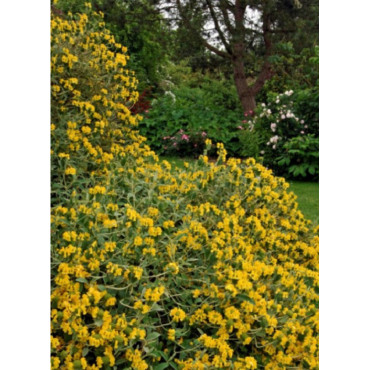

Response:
(139, 83), (245, 157)
(141, 83), (319, 180)
(162, 129), (208, 157)
(51, 4), (319, 369)
(237, 90), (318, 179)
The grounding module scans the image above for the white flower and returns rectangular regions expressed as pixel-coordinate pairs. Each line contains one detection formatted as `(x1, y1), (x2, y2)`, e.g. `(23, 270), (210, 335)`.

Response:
(281, 114), (286, 119)
(270, 123), (277, 132)
(300, 120), (305, 124)
(269, 135), (280, 144)
(164, 90), (176, 102)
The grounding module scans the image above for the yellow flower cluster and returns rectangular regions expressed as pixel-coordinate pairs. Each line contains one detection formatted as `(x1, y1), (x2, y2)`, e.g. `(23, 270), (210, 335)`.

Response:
(170, 307), (186, 322)
(51, 4), (318, 370)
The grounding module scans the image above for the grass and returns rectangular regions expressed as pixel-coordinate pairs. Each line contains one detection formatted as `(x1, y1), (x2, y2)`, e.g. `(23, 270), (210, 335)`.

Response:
(289, 181), (319, 225)
(160, 156), (319, 225)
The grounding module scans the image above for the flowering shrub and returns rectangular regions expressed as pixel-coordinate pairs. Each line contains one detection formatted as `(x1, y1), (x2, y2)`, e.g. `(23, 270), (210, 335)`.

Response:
(162, 129), (208, 157)
(237, 91), (318, 178)
(51, 4), (319, 370)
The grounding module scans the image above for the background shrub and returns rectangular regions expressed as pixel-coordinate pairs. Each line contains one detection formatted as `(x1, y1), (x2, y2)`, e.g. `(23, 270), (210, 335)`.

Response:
(240, 90), (319, 180)
(140, 61), (319, 180)
(277, 135), (319, 180)
(140, 82), (245, 157)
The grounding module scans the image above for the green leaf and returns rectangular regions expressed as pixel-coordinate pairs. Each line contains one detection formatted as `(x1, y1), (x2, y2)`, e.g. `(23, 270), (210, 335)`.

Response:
(308, 166), (316, 175)
(293, 168), (301, 177)
(158, 350), (169, 361)
(146, 331), (161, 341)
(151, 303), (164, 311)
(76, 277), (88, 284)
(153, 363), (169, 370)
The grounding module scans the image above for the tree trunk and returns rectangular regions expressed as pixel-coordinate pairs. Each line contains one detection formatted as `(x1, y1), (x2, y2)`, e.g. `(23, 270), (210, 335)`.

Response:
(232, 54), (256, 112)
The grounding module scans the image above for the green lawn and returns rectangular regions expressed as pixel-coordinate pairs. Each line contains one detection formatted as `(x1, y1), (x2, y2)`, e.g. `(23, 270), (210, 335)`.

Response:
(289, 181), (319, 225)
(160, 156), (319, 225)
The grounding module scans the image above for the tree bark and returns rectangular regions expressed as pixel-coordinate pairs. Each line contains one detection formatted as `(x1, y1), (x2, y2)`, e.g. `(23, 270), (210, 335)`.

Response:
(232, 41), (256, 112)
(232, 57), (256, 112)
(231, 1), (256, 112)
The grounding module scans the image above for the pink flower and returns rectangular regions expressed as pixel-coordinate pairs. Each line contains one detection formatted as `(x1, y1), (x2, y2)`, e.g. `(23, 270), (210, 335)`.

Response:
(173, 142), (177, 147)
(201, 131), (207, 137)
(194, 144), (198, 147)
(237, 126), (243, 130)
(242, 120), (247, 123)
(270, 123), (277, 132)
(300, 130), (305, 134)
(181, 134), (189, 141)
(145, 110), (149, 113)
(179, 129), (184, 134)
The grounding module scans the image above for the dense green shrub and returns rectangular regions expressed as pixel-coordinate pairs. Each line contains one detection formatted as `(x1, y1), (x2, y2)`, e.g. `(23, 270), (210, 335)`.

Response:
(294, 87), (319, 137)
(51, 5), (319, 369)
(277, 135), (319, 180)
(237, 127), (262, 159)
(140, 84), (245, 157)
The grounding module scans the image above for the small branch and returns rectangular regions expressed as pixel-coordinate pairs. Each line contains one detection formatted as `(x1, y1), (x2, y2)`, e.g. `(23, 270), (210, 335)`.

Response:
(205, 0), (232, 54)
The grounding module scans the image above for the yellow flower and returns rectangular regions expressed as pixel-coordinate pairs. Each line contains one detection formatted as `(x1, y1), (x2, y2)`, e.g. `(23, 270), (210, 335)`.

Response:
(134, 236), (143, 246)
(168, 329), (176, 341)
(103, 219), (118, 228)
(105, 297), (116, 306)
(144, 286), (165, 302)
(51, 357), (60, 369)
(170, 307), (186, 322)
(65, 167), (76, 175)
(224, 306), (240, 320)
(163, 220), (175, 229)
(104, 241), (116, 252)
